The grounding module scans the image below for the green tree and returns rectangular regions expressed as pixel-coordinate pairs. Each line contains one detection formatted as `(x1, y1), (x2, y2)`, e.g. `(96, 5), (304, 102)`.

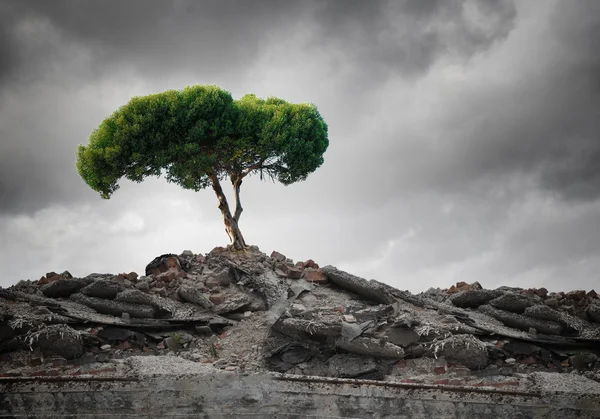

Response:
(76, 85), (329, 249)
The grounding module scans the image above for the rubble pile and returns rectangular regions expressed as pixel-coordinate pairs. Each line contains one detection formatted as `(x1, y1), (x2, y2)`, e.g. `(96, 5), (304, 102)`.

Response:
(1, 247), (599, 388)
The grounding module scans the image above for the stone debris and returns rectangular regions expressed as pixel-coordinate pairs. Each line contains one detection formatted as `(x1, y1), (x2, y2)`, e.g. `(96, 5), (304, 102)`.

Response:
(1, 248), (599, 390)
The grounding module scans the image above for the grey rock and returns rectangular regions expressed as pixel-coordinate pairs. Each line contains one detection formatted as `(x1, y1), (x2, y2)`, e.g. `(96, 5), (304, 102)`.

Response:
(275, 318), (342, 340)
(116, 289), (156, 306)
(479, 304), (562, 335)
(213, 292), (252, 315)
(177, 286), (214, 310)
(34, 324), (83, 360)
(587, 304), (600, 324)
(40, 277), (93, 298)
(81, 279), (124, 299)
(70, 293), (155, 318)
(98, 327), (136, 342)
(327, 354), (379, 378)
(336, 337), (404, 358)
(429, 334), (488, 370)
(181, 250), (194, 258)
(489, 293), (539, 313)
(322, 265), (396, 304)
(213, 268), (233, 287)
(135, 280), (150, 292)
(385, 327), (420, 347)
(449, 289), (504, 308)
(524, 304), (564, 322)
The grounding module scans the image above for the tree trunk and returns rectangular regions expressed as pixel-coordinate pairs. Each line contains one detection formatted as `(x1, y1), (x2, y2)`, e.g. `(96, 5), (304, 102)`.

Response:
(209, 174), (247, 250)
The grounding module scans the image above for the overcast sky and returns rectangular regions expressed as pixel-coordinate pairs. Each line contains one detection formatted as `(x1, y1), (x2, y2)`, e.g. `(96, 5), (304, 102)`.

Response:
(1, 0), (599, 292)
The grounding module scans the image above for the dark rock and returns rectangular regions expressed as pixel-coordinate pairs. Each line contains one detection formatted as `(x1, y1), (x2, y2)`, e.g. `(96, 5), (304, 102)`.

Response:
(97, 327), (136, 342)
(145, 254), (190, 276)
(70, 293), (155, 318)
(40, 277), (93, 298)
(270, 251), (287, 262)
(81, 279), (124, 299)
(449, 289), (503, 308)
(503, 342), (540, 356)
(479, 304), (563, 335)
(327, 354), (379, 378)
(116, 289), (156, 306)
(385, 327), (420, 347)
(34, 325), (83, 360)
(275, 318), (342, 340)
(489, 293), (539, 314)
(213, 268), (233, 287)
(587, 304), (600, 324)
(177, 286), (214, 310)
(569, 353), (598, 370)
(429, 334), (488, 370)
(322, 266), (396, 304)
(336, 337), (404, 358)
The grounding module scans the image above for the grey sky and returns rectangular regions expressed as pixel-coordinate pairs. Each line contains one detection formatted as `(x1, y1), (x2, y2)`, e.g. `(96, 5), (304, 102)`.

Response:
(1, 0), (599, 292)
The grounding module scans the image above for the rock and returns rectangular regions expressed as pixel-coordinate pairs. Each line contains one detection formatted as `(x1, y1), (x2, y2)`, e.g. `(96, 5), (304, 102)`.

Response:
(34, 325), (83, 360)
(286, 266), (304, 279)
(181, 250), (194, 258)
(505, 358), (516, 364)
(177, 286), (214, 310)
(303, 259), (318, 269)
(81, 279), (124, 299)
(322, 266), (396, 304)
(275, 318), (342, 340)
(478, 305), (563, 335)
(270, 251), (287, 262)
(429, 335), (488, 370)
(98, 327), (136, 342)
(489, 293), (538, 314)
(303, 268), (327, 283)
(213, 292), (252, 315)
(70, 293), (155, 318)
(569, 353), (598, 370)
(39, 277), (93, 298)
(213, 268), (233, 287)
(100, 344), (111, 351)
(587, 304), (600, 324)
(336, 337), (404, 359)
(449, 289), (503, 308)
(327, 354), (379, 379)
(209, 293), (226, 305)
(115, 289), (156, 306)
(145, 254), (190, 276)
(195, 326), (213, 335)
(523, 305), (580, 335)
(385, 327), (420, 347)
(135, 280), (150, 292)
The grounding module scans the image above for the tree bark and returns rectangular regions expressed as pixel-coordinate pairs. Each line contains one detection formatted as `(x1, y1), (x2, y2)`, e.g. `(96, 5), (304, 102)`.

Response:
(232, 177), (243, 222)
(209, 174), (247, 250)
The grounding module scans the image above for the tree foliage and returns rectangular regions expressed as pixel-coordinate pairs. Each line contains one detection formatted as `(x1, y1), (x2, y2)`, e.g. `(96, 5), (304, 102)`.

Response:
(76, 85), (329, 199)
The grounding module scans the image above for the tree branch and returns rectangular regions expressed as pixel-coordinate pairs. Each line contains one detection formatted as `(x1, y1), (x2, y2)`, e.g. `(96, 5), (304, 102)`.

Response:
(232, 177), (243, 222)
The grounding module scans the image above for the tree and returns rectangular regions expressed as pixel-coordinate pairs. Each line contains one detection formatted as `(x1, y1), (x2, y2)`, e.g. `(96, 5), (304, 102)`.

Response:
(76, 85), (329, 249)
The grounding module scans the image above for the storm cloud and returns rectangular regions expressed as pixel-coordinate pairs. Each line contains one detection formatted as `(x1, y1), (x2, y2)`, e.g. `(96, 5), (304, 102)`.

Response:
(1, 0), (599, 292)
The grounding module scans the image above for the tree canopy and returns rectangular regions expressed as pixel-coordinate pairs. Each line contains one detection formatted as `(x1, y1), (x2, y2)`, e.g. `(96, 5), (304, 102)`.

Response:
(76, 85), (329, 248)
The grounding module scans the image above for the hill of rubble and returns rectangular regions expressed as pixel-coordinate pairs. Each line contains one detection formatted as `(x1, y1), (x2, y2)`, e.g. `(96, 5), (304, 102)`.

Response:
(1, 246), (599, 389)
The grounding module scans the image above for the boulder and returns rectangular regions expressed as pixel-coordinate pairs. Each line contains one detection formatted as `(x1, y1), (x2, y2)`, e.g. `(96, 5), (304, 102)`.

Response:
(39, 277), (93, 298)
(385, 327), (420, 347)
(270, 251), (287, 262)
(336, 337), (404, 359)
(322, 266), (396, 304)
(70, 293), (155, 318)
(213, 292), (252, 315)
(34, 325), (83, 360)
(81, 279), (124, 299)
(489, 293), (539, 314)
(303, 268), (327, 283)
(587, 304), (600, 324)
(479, 304), (562, 335)
(429, 334), (488, 370)
(177, 286), (214, 310)
(449, 289), (503, 308)
(145, 254), (190, 276)
(327, 354), (380, 379)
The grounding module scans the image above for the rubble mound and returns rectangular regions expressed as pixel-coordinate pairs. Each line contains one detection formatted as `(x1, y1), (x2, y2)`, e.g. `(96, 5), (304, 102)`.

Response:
(1, 247), (599, 388)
